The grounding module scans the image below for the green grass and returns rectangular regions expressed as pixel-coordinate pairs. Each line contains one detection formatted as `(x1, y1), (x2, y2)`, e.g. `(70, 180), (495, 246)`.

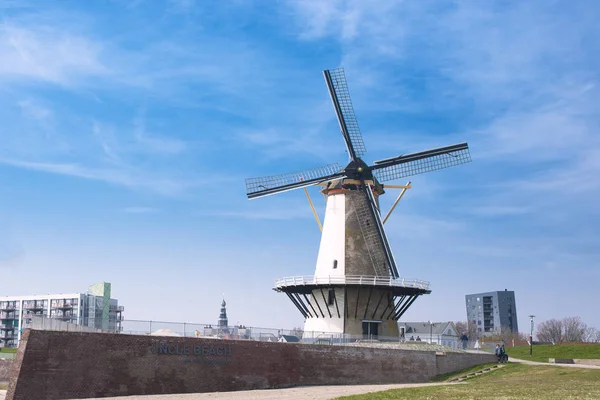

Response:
(0, 348), (17, 354)
(336, 363), (600, 399)
(429, 362), (499, 383)
(0, 383), (6, 390)
(490, 343), (600, 363)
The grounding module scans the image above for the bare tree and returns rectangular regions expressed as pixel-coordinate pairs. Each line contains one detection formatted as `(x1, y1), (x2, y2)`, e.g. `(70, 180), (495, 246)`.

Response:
(583, 326), (597, 343)
(454, 321), (477, 340)
(536, 319), (563, 343)
(563, 317), (588, 342)
(536, 317), (593, 343)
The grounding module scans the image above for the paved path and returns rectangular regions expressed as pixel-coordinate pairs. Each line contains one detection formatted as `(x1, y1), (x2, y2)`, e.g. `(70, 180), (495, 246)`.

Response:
(509, 356), (600, 369)
(62, 383), (455, 400)
(465, 350), (600, 369)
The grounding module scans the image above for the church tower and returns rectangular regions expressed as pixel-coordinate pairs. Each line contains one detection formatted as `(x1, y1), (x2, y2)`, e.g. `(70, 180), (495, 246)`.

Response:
(218, 298), (229, 334)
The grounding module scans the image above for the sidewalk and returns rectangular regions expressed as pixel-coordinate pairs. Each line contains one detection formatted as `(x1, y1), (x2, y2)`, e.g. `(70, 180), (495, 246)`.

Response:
(465, 350), (600, 369)
(61, 383), (457, 400)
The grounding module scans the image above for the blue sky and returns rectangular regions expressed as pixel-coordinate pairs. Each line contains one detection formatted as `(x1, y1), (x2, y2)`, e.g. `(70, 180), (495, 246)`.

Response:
(1, 0), (599, 334)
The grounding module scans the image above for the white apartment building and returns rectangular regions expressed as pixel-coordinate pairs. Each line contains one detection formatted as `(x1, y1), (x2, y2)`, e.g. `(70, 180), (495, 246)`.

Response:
(0, 282), (123, 347)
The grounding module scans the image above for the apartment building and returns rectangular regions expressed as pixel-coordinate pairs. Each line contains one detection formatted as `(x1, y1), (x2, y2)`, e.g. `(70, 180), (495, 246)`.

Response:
(0, 281), (123, 347)
(465, 289), (518, 336)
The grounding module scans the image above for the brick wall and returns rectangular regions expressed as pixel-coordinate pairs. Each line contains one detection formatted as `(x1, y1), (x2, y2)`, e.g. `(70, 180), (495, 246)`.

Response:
(7, 329), (496, 400)
(0, 359), (14, 382)
(436, 351), (496, 375)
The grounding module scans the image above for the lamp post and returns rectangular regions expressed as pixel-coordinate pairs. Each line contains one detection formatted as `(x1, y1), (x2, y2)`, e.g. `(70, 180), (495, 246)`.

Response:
(428, 320), (434, 344)
(529, 315), (535, 357)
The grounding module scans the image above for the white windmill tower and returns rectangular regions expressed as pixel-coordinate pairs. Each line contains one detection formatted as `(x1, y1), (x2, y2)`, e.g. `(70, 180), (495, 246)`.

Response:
(245, 68), (471, 340)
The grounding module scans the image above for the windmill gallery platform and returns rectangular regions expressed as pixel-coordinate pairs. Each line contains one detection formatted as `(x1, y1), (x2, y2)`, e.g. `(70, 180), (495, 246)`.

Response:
(6, 329), (495, 400)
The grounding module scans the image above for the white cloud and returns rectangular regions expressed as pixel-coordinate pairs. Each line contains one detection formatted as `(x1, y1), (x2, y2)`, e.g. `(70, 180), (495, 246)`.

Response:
(132, 115), (187, 156)
(0, 23), (108, 86)
(0, 158), (196, 196)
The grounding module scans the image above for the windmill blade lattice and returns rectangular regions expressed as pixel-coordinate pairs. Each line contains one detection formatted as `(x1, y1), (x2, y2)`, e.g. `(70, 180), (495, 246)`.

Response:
(324, 68), (367, 159)
(246, 163), (345, 199)
(372, 143), (471, 183)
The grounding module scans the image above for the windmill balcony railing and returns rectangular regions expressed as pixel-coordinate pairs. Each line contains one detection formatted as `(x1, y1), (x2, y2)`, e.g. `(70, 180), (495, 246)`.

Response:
(274, 275), (430, 290)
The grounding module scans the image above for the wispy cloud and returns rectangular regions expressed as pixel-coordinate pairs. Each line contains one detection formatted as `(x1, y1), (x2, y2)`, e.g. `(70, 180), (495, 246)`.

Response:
(0, 22), (108, 86)
(17, 98), (52, 120)
(0, 158), (197, 196)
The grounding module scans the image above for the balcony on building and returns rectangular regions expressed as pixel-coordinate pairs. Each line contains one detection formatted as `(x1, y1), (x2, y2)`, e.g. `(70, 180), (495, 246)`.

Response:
(0, 331), (16, 339)
(0, 324), (15, 331)
(109, 305), (124, 313)
(51, 300), (76, 310)
(0, 304), (18, 312)
(0, 312), (17, 320)
(23, 301), (45, 311)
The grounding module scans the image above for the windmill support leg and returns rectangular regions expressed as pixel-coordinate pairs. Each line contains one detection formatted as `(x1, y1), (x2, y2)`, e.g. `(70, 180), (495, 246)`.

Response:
(395, 295), (420, 320)
(344, 287), (348, 319)
(332, 288), (341, 318)
(285, 293), (308, 319)
(363, 286), (374, 320)
(312, 291), (326, 318)
(386, 297), (404, 320)
(294, 292), (313, 318)
(320, 288), (332, 318)
(371, 290), (386, 320)
(303, 294), (319, 318)
(354, 287), (361, 319)
(379, 301), (392, 321)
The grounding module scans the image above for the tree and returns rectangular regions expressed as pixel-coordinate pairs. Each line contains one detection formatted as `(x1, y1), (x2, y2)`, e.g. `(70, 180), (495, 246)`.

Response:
(562, 317), (588, 342)
(454, 320), (477, 340)
(536, 317), (594, 343)
(536, 319), (563, 343)
(583, 326), (597, 343)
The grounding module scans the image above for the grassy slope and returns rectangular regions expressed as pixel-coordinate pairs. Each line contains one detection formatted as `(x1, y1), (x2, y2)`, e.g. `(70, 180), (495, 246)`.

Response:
(337, 363), (600, 399)
(494, 343), (600, 363)
(429, 362), (499, 383)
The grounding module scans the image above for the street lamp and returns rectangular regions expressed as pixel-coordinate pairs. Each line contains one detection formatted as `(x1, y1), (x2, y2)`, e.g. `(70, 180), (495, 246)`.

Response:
(529, 315), (535, 357)
(428, 320), (434, 344)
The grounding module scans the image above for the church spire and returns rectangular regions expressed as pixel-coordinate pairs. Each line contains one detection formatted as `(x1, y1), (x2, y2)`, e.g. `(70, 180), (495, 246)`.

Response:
(218, 296), (228, 333)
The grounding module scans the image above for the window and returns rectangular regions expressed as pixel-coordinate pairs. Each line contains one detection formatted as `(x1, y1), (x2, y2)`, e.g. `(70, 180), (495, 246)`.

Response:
(333, 259), (338, 269)
(328, 289), (335, 306)
(477, 297), (480, 302)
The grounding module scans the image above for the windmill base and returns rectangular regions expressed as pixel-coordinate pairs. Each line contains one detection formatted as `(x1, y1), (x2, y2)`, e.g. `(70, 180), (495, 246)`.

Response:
(274, 275), (431, 340)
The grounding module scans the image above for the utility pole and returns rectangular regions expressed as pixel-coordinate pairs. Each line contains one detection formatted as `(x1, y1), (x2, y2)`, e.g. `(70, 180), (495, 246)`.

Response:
(529, 315), (535, 357)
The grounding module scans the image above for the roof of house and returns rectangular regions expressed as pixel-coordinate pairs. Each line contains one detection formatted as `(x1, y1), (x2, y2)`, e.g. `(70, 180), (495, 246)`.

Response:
(279, 335), (300, 342)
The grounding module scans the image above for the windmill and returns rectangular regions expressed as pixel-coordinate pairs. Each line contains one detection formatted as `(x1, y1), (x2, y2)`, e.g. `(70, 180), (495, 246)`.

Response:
(245, 68), (471, 340)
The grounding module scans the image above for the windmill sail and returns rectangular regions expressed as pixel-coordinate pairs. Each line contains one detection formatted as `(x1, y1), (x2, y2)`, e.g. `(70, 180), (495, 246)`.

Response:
(246, 163), (345, 199)
(372, 143), (471, 182)
(324, 68), (367, 160)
